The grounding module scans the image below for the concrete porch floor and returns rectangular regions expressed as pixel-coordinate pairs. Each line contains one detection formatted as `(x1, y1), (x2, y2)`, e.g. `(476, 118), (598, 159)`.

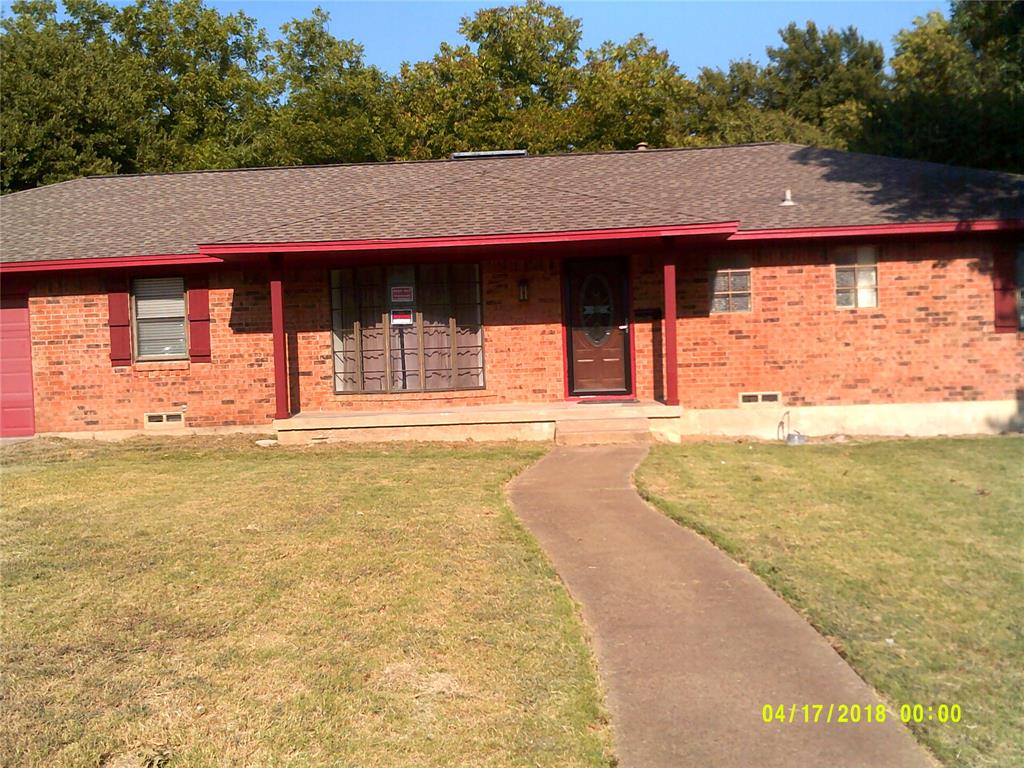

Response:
(274, 401), (682, 445)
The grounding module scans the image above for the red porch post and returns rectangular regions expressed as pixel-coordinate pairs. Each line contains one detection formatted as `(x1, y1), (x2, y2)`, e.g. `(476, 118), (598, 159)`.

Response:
(663, 249), (679, 406)
(269, 255), (290, 419)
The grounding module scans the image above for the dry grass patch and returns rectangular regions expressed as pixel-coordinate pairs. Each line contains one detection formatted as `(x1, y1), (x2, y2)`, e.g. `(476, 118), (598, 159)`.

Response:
(1, 437), (613, 767)
(637, 436), (1023, 768)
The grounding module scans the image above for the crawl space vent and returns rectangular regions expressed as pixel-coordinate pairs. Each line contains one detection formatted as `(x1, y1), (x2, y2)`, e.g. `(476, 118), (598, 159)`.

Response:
(144, 412), (185, 428)
(739, 392), (781, 405)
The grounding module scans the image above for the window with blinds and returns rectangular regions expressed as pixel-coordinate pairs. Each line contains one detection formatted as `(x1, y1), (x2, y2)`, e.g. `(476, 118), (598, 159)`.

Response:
(330, 264), (484, 393)
(132, 277), (188, 360)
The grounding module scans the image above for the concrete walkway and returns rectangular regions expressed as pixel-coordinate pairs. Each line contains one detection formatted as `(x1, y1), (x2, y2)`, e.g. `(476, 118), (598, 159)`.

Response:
(509, 446), (934, 768)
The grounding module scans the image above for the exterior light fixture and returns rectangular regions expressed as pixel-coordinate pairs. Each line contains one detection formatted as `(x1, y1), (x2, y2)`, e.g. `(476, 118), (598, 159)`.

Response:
(518, 279), (529, 302)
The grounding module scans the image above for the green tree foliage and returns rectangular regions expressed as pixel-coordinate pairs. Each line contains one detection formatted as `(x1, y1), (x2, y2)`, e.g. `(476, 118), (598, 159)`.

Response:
(396, 0), (581, 157)
(261, 9), (395, 165)
(0, 0), (145, 190)
(857, 2), (1023, 173)
(462, 0), (579, 110)
(111, 0), (271, 171)
(763, 21), (885, 143)
(689, 61), (832, 147)
(573, 35), (694, 151)
(395, 43), (505, 159)
(2, 0), (1021, 193)
(950, 0), (1024, 94)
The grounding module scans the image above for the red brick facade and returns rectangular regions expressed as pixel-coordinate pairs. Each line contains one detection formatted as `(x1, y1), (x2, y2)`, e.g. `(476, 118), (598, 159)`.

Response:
(28, 268), (277, 432)
(676, 238), (1022, 409)
(20, 237), (1022, 433)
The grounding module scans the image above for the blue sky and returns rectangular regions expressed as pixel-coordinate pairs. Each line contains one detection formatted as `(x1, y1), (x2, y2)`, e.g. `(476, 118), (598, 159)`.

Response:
(205, 1), (946, 75)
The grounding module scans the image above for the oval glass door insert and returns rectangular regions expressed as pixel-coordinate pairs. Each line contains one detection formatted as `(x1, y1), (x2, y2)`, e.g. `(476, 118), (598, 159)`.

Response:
(580, 273), (614, 345)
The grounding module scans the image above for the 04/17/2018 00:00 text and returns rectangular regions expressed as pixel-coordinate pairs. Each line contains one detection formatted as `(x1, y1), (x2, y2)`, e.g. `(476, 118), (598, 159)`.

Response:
(763, 704), (963, 725)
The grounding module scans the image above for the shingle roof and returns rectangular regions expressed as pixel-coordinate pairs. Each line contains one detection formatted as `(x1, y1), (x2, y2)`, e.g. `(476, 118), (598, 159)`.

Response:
(1, 143), (1021, 264)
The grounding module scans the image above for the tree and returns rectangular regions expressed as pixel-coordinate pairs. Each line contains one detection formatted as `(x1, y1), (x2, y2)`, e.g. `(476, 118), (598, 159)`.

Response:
(460, 0), (580, 111)
(857, 4), (1024, 173)
(950, 0), (1024, 95)
(764, 21), (885, 144)
(111, 0), (272, 171)
(396, 43), (508, 159)
(572, 35), (693, 151)
(689, 61), (832, 147)
(259, 8), (396, 165)
(4, 0), (1019, 193)
(0, 0), (147, 191)
(0, 0), (277, 191)
(394, 0), (583, 157)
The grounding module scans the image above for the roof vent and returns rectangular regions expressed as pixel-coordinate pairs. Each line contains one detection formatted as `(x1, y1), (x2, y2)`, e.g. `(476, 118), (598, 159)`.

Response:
(780, 188), (796, 206)
(450, 149), (527, 160)
(635, 141), (649, 151)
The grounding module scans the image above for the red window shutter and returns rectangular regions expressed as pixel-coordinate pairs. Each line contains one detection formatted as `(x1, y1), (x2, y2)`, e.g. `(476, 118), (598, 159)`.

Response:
(187, 275), (211, 362)
(993, 245), (1018, 334)
(107, 275), (132, 366)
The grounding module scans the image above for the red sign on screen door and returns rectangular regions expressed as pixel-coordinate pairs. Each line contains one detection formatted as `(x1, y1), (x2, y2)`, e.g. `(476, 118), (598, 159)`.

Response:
(390, 309), (414, 326)
(390, 286), (414, 303)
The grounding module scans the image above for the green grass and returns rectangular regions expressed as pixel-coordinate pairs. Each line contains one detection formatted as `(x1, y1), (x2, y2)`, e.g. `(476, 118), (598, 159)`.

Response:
(636, 436), (1023, 768)
(0, 437), (614, 768)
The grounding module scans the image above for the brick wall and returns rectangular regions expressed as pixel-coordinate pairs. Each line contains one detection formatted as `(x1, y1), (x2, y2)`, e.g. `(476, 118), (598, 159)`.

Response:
(675, 238), (1023, 409)
(29, 268), (276, 432)
(22, 237), (1022, 433)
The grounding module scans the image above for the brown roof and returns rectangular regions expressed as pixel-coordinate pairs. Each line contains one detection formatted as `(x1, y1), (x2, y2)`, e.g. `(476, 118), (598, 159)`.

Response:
(1, 143), (1021, 264)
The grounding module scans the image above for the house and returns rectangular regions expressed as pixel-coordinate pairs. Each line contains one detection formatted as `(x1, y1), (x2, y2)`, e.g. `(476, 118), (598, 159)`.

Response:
(1, 143), (1021, 443)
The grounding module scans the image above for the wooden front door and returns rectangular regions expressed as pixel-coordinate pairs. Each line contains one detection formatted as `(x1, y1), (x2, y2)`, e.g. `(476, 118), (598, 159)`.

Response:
(565, 257), (631, 396)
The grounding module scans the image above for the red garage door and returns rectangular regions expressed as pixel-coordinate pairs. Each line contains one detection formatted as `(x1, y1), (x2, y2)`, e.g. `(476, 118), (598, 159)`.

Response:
(1, 294), (35, 437)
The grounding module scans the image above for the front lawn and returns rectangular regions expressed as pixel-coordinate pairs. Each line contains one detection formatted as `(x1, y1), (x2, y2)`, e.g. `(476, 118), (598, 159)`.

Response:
(636, 436), (1023, 768)
(1, 438), (613, 767)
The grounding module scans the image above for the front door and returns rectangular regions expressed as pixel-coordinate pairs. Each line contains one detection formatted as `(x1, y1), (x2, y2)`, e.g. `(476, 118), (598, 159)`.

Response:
(565, 257), (631, 396)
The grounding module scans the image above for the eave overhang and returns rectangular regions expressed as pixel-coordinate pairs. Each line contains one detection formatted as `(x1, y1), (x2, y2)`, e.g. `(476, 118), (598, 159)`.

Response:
(0, 252), (220, 274)
(729, 218), (1024, 241)
(2, 218), (1020, 273)
(196, 221), (742, 257)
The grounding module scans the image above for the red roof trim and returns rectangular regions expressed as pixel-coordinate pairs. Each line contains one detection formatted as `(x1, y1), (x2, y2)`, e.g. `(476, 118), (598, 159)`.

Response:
(197, 222), (741, 256)
(0, 253), (220, 274)
(3, 218), (1019, 272)
(729, 219), (1024, 241)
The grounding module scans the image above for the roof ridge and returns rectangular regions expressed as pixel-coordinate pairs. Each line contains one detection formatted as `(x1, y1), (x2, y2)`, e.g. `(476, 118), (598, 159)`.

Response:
(6, 143), (1023, 196)
(0, 175), (92, 199)
(5, 142), (792, 192)
(84, 142), (790, 180)
(789, 144), (1024, 180)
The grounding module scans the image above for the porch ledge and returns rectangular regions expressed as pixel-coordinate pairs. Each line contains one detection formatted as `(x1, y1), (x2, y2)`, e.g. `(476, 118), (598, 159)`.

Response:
(274, 401), (682, 432)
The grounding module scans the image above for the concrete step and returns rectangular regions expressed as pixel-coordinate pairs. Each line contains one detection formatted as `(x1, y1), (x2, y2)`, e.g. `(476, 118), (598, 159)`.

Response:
(554, 418), (653, 446)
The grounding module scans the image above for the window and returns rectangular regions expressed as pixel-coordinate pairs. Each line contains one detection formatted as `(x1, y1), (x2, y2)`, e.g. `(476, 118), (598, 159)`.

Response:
(711, 257), (751, 313)
(834, 246), (878, 308)
(330, 264), (484, 393)
(132, 277), (187, 360)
